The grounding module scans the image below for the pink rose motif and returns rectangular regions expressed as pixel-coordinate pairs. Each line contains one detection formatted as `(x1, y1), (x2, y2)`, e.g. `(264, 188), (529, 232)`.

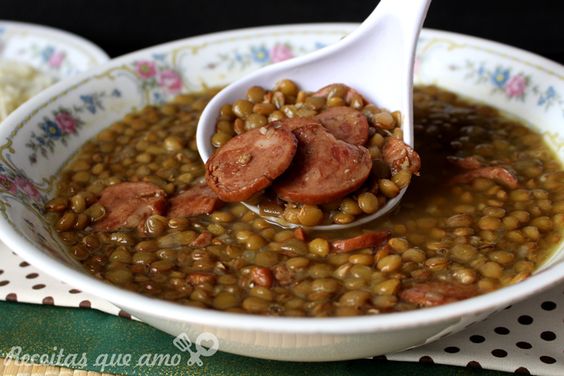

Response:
(55, 111), (77, 134)
(505, 74), (527, 97)
(14, 176), (41, 201)
(0, 175), (16, 194)
(48, 51), (66, 69)
(158, 69), (182, 93)
(270, 43), (294, 63)
(135, 60), (157, 79)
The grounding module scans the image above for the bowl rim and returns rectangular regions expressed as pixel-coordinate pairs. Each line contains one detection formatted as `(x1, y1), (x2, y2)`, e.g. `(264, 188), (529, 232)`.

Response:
(0, 23), (563, 334)
(0, 20), (110, 65)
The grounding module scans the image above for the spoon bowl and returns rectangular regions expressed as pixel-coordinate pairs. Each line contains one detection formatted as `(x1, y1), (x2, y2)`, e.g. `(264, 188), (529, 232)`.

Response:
(197, 0), (431, 230)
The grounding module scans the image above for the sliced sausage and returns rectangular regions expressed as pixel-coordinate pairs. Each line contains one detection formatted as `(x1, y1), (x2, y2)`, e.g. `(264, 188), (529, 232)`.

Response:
(168, 184), (223, 218)
(447, 155), (484, 170)
(450, 166), (518, 189)
(330, 230), (391, 253)
(251, 267), (273, 288)
(400, 281), (478, 307)
(94, 182), (166, 232)
(314, 106), (369, 145)
(205, 123), (298, 202)
(278, 117), (320, 131)
(293, 227), (307, 241)
(274, 123), (372, 204)
(382, 136), (421, 175)
(190, 231), (213, 248)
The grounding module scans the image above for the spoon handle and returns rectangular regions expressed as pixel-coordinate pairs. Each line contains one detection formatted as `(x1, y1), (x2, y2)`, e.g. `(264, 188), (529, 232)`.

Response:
(350, 0), (432, 47)
(341, 0), (432, 147)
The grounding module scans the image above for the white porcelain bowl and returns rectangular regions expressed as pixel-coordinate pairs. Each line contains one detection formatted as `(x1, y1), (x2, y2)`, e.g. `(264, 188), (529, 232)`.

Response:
(0, 24), (562, 361)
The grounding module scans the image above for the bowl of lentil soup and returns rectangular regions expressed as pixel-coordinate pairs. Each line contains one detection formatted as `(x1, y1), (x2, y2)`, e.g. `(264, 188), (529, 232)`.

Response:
(0, 25), (562, 361)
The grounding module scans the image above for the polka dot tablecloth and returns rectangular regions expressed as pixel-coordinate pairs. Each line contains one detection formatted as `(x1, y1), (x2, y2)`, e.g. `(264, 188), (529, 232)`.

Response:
(0, 241), (562, 375)
(0, 241), (128, 318)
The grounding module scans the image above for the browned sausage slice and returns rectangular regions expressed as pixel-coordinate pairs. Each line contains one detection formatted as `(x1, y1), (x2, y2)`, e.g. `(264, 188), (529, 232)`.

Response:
(330, 230), (391, 253)
(206, 123), (298, 202)
(446, 155), (484, 170)
(449, 166), (519, 189)
(274, 124), (372, 205)
(400, 281), (478, 307)
(314, 106), (369, 145)
(94, 182), (166, 232)
(278, 117), (320, 131)
(382, 137), (421, 175)
(169, 184), (223, 217)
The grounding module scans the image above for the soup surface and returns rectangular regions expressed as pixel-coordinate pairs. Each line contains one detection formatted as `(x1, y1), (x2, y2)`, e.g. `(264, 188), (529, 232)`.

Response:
(45, 86), (564, 317)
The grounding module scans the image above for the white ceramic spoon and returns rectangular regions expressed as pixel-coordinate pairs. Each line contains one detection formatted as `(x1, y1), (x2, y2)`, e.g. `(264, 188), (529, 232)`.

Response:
(197, 0), (431, 230)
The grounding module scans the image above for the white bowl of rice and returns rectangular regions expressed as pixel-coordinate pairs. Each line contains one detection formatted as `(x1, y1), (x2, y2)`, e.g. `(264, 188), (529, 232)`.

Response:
(0, 20), (109, 121)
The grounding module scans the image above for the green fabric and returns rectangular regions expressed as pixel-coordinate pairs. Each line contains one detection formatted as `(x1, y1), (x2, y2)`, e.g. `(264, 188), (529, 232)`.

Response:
(0, 301), (509, 376)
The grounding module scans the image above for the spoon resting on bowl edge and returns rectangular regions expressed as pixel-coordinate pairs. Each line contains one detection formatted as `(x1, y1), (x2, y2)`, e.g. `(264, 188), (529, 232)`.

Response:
(197, 0), (432, 230)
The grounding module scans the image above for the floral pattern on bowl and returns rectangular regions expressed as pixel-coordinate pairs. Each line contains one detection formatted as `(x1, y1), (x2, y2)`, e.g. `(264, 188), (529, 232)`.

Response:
(447, 61), (563, 112)
(414, 34), (564, 154)
(132, 55), (183, 103)
(25, 89), (122, 164)
(204, 41), (326, 71)
(0, 24), (562, 362)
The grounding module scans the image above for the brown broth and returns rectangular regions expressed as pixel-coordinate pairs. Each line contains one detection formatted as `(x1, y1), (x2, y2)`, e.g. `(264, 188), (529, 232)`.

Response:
(44, 85), (564, 317)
